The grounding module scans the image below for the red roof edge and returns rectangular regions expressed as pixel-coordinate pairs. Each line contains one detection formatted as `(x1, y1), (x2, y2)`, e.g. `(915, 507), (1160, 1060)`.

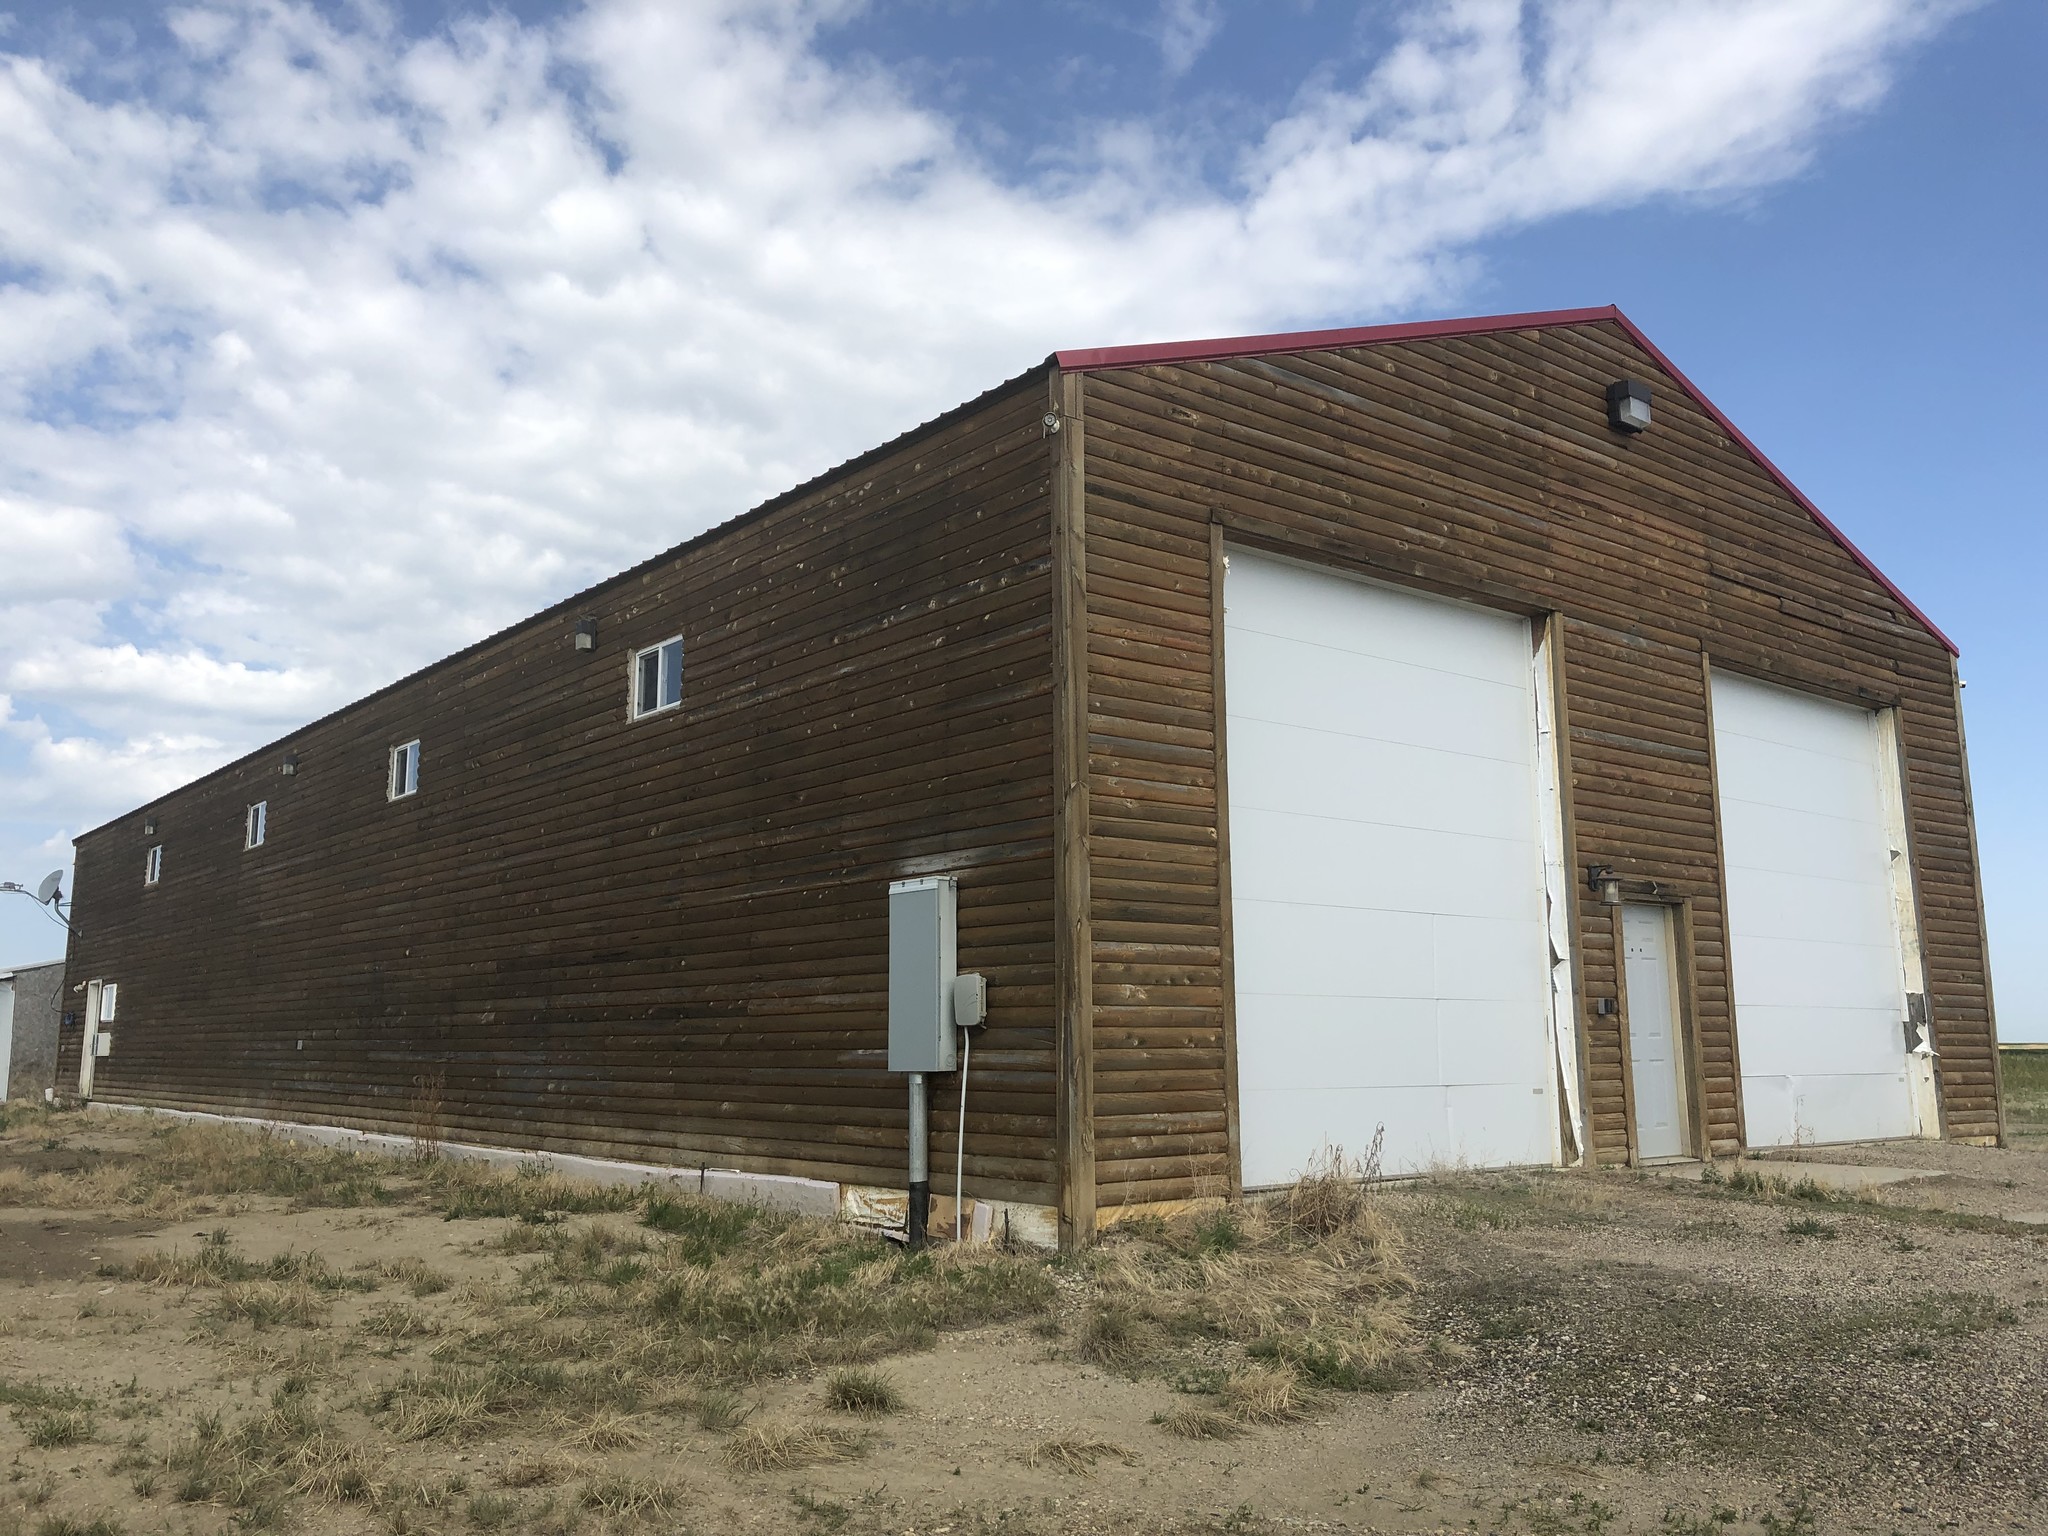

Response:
(1056, 305), (1956, 656)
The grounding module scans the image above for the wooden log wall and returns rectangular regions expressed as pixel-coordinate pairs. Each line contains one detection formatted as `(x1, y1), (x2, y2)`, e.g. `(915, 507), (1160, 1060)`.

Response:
(1071, 317), (1999, 1192)
(61, 374), (1064, 1204)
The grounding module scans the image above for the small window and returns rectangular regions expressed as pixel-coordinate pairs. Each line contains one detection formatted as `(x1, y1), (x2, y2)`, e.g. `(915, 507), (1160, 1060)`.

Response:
(144, 845), (162, 886)
(100, 983), (118, 1022)
(632, 636), (685, 718)
(388, 740), (420, 800)
(246, 801), (267, 849)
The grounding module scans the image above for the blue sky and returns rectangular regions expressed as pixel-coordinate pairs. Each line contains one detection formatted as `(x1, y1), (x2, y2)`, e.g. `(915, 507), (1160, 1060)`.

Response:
(0, 0), (2041, 1038)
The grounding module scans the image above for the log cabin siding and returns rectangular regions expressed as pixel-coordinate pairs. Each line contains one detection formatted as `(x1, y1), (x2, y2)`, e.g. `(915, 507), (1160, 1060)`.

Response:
(1074, 317), (1996, 1192)
(61, 376), (1064, 1202)
(58, 308), (2000, 1243)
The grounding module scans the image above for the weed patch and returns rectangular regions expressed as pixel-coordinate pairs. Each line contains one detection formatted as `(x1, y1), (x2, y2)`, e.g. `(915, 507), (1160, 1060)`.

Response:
(722, 1422), (865, 1472)
(1026, 1436), (1135, 1474)
(822, 1367), (903, 1416)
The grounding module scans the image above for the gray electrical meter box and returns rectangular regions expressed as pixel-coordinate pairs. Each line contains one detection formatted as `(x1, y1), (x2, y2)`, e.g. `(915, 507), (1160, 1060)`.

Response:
(888, 876), (958, 1072)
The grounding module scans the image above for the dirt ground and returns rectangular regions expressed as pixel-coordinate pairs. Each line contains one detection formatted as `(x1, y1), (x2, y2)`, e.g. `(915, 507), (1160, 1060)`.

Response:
(1, 1101), (2045, 1536)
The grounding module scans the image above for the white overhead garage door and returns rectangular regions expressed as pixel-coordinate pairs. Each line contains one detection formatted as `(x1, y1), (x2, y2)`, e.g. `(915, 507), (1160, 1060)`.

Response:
(1711, 671), (1918, 1146)
(1224, 549), (1555, 1185)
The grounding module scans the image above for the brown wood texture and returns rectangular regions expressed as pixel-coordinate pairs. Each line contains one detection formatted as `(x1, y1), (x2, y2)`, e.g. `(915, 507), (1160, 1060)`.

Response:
(1074, 318), (1998, 1180)
(62, 376), (1064, 1202)
(1051, 369), (1098, 1246)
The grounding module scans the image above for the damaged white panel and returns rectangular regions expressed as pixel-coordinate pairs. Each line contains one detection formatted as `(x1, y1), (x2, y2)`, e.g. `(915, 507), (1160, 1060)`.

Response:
(1532, 622), (1586, 1165)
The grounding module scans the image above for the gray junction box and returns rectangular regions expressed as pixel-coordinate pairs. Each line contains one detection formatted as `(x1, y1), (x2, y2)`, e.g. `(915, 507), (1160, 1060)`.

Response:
(888, 876), (958, 1073)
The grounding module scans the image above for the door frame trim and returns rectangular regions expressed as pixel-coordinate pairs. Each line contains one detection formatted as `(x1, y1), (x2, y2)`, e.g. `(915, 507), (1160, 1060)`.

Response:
(1613, 896), (1707, 1167)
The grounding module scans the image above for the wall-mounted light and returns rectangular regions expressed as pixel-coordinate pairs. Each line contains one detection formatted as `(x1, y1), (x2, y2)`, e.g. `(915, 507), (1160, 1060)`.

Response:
(1606, 378), (1652, 434)
(143, 816), (158, 836)
(574, 618), (598, 652)
(280, 752), (299, 776)
(1586, 863), (1623, 906)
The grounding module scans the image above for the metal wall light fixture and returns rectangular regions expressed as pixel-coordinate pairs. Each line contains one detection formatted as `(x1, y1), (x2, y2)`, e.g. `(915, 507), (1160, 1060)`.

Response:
(1606, 378), (1653, 433)
(143, 816), (158, 836)
(1586, 864), (1623, 906)
(574, 618), (598, 652)
(281, 752), (299, 776)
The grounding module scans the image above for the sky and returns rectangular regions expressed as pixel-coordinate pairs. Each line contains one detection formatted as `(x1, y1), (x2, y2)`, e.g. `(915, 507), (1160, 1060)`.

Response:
(0, 0), (2041, 1039)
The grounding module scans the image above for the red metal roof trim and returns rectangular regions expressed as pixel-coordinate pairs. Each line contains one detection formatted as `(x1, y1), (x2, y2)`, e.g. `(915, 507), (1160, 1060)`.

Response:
(1056, 305), (1956, 656)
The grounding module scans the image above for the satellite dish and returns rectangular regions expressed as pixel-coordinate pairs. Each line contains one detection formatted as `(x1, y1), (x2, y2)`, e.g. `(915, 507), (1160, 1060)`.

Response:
(35, 870), (63, 905)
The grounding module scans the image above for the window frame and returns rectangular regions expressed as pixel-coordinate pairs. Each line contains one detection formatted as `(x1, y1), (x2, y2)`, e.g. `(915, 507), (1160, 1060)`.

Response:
(630, 636), (686, 720)
(99, 983), (118, 1023)
(144, 845), (162, 887)
(245, 801), (268, 850)
(388, 739), (421, 801)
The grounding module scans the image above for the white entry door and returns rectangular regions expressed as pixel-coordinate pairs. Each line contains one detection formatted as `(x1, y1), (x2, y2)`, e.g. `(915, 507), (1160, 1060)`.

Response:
(1710, 672), (1918, 1145)
(1621, 904), (1687, 1160)
(1225, 549), (1555, 1183)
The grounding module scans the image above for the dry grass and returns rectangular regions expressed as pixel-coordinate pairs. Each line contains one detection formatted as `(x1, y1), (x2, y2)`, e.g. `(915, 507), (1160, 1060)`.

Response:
(163, 1388), (384, 1512)
(721, 1421), (866, 1472)
(694, 1386), (756, 1431)
(822, 1366), (903, 1416)
(359, 1301), (439, 1339)
(1152, 1404), (1243, 1440)
(207, 1279), (329, 1328)
(1073, 1145), (1412, 1396)
(556, 1408), (643, 1451)
(499, 1452), (576, 1488)
(21, 1408), (95, 1448)
(1026, 1436), (1137, 1473)
(578, 1473), (688, 1517)
(1219, 1366), (1312, 1425)
(0, 1105), (1429, 1530)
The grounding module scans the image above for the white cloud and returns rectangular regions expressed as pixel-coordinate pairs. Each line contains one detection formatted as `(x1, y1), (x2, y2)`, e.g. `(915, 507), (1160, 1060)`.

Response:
(0, 0), (1969, 913)
(1157, 0), (1225, 78)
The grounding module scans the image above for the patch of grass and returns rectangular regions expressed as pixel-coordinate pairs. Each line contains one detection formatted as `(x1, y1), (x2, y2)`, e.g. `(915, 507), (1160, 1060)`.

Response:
(365, 1256), (452, 1297)
(640, 1192), (765, 1260)
(429, 1160), (640, 1222)
(1071, 1148), (1413, 1395)
(577, 1475), (684, 1517)
(21, 1409), (95, 1448)
(556, 1409), (642, 1451)
(791, 1489), (853, 1530)
(822, 1367), (902, 1416)
(114, 1232), (371, 1296)
(207, 1280), (328, 1328)
(1152, 1404), (1243, 1440)
(499, 1453), (574, 1489)
(1661, 1509), (1739, 1536)
(33, 1518), (126, 1536)
(1, 1378), (93, 1413)
(1217, 1366), (1310, 1425)
(722, 1421), (865, 1472)
(1782, 1216), (1838, 1240)
(466, 1491), (520, 1529)
(1025, 1436), (1135, 1474)
(163, 1389), (383, 1513)
(2, 1384), (96, 1458)
(379, 1375), (502, 1442)
(1075, 1304), (1161, 1373)
(694, 1387), (755, 1432)
(359, 1302), (439, 1339)
(2002, 1047), (2048, 1145)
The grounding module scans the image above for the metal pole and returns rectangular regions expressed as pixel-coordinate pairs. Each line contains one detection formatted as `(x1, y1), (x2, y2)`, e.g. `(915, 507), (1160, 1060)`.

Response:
(906, 1071), (930, 1250)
